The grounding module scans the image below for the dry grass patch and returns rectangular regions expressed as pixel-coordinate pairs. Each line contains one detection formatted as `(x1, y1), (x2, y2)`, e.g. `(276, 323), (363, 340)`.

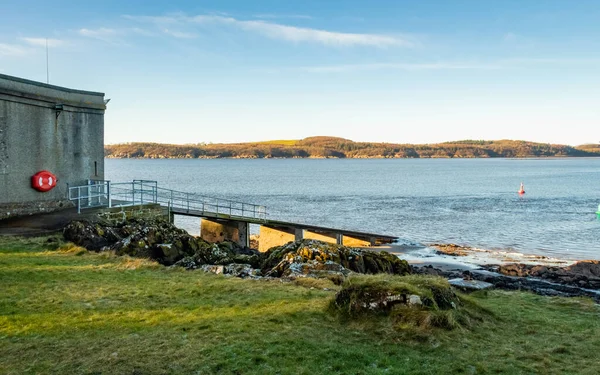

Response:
(51, 242), (87, 256)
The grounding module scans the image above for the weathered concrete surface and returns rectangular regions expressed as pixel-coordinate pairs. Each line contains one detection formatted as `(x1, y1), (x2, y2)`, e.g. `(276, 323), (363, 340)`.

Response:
(342, 235), (374, 247)
(201, 218), (249, 248)
(258, 225), (303, 252)
(304, 230), (339, 245)
(0, 204), (167, 237)
(0, 73), (105, 220)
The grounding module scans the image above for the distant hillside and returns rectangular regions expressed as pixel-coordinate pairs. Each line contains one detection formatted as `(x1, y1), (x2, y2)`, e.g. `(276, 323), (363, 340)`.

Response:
(104, 137), (600, 159)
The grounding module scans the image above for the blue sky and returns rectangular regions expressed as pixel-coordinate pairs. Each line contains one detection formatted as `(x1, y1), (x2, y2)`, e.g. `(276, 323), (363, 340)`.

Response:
(1, 0), (599, 145)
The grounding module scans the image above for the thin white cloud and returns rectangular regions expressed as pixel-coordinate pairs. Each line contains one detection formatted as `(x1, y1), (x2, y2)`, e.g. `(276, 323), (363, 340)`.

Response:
(298, 58), (600, 73)
(122, 14), (180, 25)
(502, 57), (600, 65)
(130, 27), (156, 37)
(161, 28), (197, 39)
(0, 43), (29, 56)
(20, 37), (67, 48)
(254, 14), (314, 20)
(78, 27), (118, 37)
(236, 20), (406, 47)
(78, 27), (121, 43)
(300, 62), (502, 73)
(125, 14), (412, 48)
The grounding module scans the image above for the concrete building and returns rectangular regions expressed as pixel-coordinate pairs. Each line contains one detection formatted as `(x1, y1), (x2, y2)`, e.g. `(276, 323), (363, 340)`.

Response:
(0, 74), (105, 220)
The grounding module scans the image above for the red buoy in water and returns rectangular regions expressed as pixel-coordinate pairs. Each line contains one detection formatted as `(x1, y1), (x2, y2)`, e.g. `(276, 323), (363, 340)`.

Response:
(518, 182), (525, 195)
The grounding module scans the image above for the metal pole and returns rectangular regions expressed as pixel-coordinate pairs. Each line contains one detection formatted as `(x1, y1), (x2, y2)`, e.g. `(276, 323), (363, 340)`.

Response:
(187, 193), (190, 212)
(46, 38), (49, 84)
(107, 181), (112, 208)
(131, 181), (135, 205)
(87, 179), (91, 207)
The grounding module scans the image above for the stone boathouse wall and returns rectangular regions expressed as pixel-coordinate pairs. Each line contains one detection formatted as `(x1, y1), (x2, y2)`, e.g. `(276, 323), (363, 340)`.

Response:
(0, 74), (105, 219)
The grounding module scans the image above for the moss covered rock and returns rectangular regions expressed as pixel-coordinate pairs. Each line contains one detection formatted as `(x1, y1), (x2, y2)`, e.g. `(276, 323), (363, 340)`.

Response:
(330, 274), (490, 331)
(262, 239), (411, 277)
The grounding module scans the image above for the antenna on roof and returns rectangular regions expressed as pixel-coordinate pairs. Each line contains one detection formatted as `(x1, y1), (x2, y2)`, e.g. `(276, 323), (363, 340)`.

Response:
(46, 38), (49, 84)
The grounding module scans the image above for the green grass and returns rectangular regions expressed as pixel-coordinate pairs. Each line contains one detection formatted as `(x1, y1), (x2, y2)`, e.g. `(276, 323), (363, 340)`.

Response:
(1, 236), (599, 374)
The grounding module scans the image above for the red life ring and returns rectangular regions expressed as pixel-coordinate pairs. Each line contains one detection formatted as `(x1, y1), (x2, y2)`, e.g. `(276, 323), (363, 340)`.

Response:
(31, 170), (57, 192)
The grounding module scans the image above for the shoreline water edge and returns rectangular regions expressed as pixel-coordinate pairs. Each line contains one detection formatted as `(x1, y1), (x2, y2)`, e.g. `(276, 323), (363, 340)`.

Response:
(255, 233), (600, 301)
(378, 241), (600, 301)
(385, 242), (576, 270)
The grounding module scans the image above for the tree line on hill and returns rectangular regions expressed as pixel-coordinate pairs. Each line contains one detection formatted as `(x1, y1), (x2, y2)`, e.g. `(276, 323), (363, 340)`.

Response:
(104, 137), (600, 159)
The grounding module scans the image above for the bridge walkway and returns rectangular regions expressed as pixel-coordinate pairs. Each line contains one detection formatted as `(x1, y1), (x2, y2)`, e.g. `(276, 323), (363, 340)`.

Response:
(68, 180), (398, 251)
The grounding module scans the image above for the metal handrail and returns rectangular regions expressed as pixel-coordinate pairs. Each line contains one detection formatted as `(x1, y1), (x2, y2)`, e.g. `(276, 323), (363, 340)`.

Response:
(68, 179), (267, 220)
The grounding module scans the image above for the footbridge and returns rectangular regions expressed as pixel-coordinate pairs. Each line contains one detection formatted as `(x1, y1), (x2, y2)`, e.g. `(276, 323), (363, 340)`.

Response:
(68, 180), (398, 251)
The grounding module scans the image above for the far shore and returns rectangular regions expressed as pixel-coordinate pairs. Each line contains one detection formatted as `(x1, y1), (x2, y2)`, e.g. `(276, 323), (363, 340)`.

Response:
(104, 137), (600, 159)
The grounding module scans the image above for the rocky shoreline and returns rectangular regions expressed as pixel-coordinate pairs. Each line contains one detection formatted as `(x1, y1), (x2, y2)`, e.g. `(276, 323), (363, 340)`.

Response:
(63, 219), (411, 280)
(416, 244), (600, 302)
(62, 218), (600, 302)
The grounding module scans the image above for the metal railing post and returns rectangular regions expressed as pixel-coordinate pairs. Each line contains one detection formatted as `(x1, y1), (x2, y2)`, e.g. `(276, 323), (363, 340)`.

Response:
(131, 181), (135, 205)
(107, 181), (112, 208)
(77, 187), (81, 214)
(87, 179), (91, 207)
(187, 193), (190, 212)
(168, 200), (172, 223)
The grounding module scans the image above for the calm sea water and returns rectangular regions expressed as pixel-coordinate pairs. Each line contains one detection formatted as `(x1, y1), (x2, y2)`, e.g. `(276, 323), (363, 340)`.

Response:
(105, 158), (600, 260)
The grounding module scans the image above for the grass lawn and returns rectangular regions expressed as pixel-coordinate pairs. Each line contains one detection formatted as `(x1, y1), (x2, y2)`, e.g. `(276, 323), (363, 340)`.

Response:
(0, 236), (599, 375)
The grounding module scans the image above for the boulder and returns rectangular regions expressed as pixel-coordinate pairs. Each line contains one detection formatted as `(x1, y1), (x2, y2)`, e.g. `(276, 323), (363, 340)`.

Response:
(491, 261), (600, 290)
(448, 278), (494, 291)
(63, 221), (110, 250)
(331, 274), (460, 318)
(197, 263), (261, 278)
(262, 239), (411, 278)
(63, 218), (257, 266)
(430, 243), (471, 256)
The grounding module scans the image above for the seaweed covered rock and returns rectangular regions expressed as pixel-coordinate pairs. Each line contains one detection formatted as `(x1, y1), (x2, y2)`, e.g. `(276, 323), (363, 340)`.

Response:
(63, 219), (260, 267)
(330, 274), (488, 330)
(487, 260), (600, 290)
(195, 263), (262, 278)
(62, 221), (111, 250)
(331, 274), (458, 317)
(263, 239), (411, 278)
